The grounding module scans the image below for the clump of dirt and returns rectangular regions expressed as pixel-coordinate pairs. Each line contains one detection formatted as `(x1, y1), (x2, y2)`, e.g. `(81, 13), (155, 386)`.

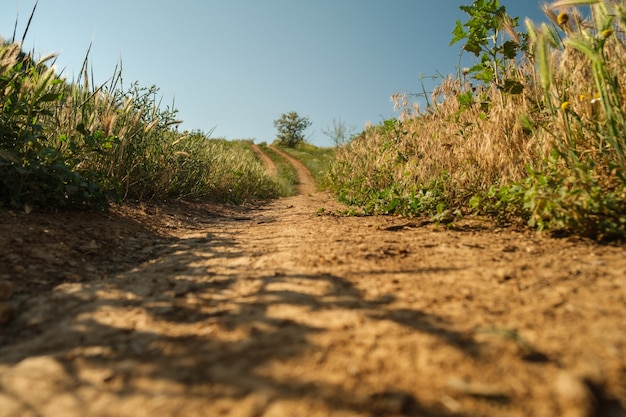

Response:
(0, 150), (625, 417)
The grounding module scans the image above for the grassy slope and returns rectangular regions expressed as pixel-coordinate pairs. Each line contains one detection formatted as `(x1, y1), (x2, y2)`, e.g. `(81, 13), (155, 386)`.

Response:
(327, 1), (626, 238)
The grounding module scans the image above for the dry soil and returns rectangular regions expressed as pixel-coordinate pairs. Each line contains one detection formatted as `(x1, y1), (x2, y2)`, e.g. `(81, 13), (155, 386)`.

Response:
(0, 147), (625, 417)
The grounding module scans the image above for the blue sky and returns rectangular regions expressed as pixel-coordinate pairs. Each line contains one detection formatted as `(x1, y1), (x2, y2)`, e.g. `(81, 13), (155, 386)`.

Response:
(1, 1), (548, 147)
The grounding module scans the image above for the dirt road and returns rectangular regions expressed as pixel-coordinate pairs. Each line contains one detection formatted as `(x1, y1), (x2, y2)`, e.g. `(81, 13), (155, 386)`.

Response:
(268, 146), (317, 195)
(249, 144), (278, 178)
(0, 147), (625, 417)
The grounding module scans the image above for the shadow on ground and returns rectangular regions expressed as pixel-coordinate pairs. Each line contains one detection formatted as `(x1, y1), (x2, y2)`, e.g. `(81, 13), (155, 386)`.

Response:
(0, 206), (484, 416)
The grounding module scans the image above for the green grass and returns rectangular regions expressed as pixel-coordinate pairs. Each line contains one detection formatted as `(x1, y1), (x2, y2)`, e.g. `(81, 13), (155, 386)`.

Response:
(257, 143), (298, 196)
(0, 36), (280, 210)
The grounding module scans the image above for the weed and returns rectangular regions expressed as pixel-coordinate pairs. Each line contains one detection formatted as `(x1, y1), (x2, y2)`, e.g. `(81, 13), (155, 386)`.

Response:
(0, 40), (110, 210)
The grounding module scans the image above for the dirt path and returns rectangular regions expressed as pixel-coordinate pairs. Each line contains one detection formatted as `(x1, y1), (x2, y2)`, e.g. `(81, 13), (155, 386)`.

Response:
(1, 159), (625, 416)
(269, 146), (317, 195)
(250, 143), (278, 177)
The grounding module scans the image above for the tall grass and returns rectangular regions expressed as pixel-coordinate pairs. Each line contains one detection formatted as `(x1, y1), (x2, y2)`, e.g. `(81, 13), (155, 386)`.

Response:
(522, 0), (626, 236)
(0, 35), (279, 210)
(329, 0), (626, 238)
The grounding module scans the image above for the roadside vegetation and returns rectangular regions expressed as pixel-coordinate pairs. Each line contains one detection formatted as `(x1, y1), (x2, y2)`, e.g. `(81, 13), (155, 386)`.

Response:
(0, 12), (279, 211)
(328, 0), (626, 239)
(3, 1), (624, 240)
(259, 111), (335, 193)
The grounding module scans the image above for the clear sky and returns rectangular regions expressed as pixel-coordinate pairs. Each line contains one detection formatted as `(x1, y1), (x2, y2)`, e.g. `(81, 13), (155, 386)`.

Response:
(1, 1), (548, 147)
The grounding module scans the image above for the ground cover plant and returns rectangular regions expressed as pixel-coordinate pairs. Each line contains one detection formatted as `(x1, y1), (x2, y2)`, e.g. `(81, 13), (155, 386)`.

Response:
(1, 19), (279, 211)
(328, 0), (626, 239)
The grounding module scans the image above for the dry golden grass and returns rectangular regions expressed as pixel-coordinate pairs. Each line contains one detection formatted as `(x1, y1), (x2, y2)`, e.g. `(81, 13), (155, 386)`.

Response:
(330, 0), (626, 236)
(333, 69), (552, 204)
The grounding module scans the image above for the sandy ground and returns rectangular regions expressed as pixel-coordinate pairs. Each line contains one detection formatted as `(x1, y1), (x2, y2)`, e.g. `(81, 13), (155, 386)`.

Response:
(0, 146), (625, 417)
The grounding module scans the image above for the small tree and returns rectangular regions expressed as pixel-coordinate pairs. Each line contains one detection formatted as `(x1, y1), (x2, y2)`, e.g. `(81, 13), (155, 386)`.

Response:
(274, 111), (311, 148)
(322, 117), (356, 147)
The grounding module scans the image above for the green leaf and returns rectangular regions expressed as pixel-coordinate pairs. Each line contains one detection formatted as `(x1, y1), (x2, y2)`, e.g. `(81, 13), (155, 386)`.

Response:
(39, 92), (62, 102)
(536, 25), (552, 90)
(457, 91), (474, 108)
(502, 79), (524, 94)
(463, 41), (483, 56)
(474, 67), (495, 83)
(551, 0), (599, 6)
(564, 37), (601, 64)
(502, 40), (519, 59)
(450, 20), (467, 46)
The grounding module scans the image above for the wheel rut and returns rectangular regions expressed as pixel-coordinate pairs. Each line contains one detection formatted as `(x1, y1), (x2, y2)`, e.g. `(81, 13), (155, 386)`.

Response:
(249, 143), (316, 195)
(268, 146), (316, 195)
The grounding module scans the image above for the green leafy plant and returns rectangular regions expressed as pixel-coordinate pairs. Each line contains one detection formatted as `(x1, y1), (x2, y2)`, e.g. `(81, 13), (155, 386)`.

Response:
(450, 0), (528, 89)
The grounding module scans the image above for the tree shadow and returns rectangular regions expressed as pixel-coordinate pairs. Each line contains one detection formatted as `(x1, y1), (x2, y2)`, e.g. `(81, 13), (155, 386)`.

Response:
(0, 208), (532, 417)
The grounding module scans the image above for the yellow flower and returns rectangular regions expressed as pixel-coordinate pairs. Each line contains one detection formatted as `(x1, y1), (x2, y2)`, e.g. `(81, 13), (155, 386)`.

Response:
(601, 29), (614, 39)
(560, 101), (571, 111)
(557, 13), (569, 26)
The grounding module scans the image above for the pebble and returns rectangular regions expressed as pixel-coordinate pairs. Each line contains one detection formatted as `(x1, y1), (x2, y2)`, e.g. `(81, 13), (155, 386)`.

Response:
(554, 371), (596, 417)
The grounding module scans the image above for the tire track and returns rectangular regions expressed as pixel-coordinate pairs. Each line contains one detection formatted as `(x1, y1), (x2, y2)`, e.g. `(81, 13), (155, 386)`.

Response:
(269, 145), (317, 195)
(249, 143), (278, 177)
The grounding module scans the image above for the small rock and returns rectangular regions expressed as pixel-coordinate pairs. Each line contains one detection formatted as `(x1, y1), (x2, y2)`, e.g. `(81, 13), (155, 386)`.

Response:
(554, 371), (596, 417)
(447, 377), (510, 402)
(85, 240), (99, 251)
(494, 268), (514, 282)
